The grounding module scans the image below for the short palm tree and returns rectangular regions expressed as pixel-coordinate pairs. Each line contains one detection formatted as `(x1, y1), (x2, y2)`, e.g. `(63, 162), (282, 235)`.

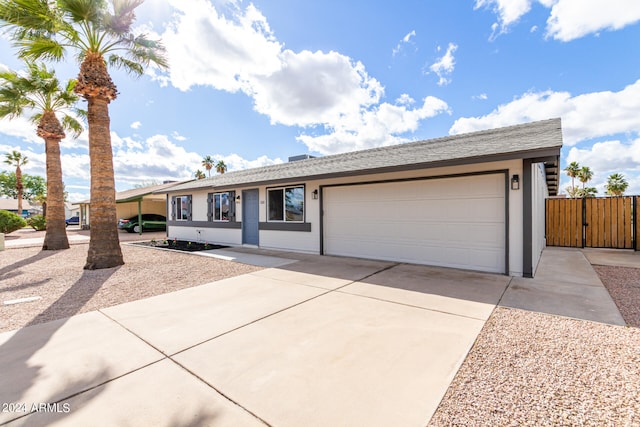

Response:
(564, 161), (580, 197)
(194, 169), (205, 180)
(215, 160), (227, 174)
(0, 62), (83, 250)
(202, 155), (214, 177)
(577, 166), (593, 190)
(3, 150), (28, 215)
(0, 0), (168, 269)
(605, 173), (629, 196)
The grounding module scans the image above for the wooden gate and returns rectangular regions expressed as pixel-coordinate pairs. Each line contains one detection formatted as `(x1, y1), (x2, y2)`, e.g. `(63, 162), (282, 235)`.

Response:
(545, 196), (637, 249)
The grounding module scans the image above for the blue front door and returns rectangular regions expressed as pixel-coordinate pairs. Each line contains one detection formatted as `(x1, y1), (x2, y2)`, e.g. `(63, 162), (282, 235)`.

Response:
(242, 189), (259, 245)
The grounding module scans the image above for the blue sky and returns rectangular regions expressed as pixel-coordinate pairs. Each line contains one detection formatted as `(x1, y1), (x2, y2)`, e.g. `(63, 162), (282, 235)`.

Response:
(1, 0), (639, 202)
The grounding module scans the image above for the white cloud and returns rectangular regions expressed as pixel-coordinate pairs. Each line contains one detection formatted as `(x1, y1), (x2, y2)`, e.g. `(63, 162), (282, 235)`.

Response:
(392, 30), (416, 56)
(475, 0), (532, 39)
(250, 50), (384, 127)
(449, 79), (640, 146)
(476, 0), (640, 41)
(160, 0), (282, 93)
(298, 96), (450, 154)
(130, 121), (142, 129)
(545, 0), (640, 41)
(428, 43), (458, 86)
(152, 2), (448, 156)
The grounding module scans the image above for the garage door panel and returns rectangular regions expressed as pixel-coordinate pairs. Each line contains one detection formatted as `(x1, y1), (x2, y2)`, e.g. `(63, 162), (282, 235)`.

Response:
(323, 174), (506, 273)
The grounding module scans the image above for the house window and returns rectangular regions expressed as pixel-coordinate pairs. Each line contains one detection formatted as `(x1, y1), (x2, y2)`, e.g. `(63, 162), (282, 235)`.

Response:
(173, 195), (191, 221)
(208, 192), (234, 221)
(268, 186), (304, 222)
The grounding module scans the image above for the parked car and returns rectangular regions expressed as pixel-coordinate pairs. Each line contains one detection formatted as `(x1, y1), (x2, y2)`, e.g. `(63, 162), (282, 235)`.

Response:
(117, 214), (166, 233)
(65, 215), (80, 227)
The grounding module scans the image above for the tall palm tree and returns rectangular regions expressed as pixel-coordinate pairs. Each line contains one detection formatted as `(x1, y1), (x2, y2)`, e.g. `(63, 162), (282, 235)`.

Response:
(0, 0), (168, 269)
(3, 150), (28, 215)
(215, 159), (227, 174)
(563, 161), (580, 197)
(605, 173), (629, 197)
(202, 155), (214, 177)
(0, 62), (83, 250)
(194, 169), (205, 180)
(577, 166), (593, 190)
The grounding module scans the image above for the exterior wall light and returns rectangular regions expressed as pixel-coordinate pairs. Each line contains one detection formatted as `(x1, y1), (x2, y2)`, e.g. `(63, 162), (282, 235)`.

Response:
(511, 174), (520, 190)
(312, 189), (319, 199)
(236, 195), (241, 200)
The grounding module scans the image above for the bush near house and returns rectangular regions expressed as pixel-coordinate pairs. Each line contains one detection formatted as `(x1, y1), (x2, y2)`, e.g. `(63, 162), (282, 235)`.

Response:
(0, 209), (27, 234)
(27, 214), (46, 231)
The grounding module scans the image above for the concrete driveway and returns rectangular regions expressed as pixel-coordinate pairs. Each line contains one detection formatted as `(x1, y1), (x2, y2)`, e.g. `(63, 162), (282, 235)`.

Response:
(0, 251), (511, 426)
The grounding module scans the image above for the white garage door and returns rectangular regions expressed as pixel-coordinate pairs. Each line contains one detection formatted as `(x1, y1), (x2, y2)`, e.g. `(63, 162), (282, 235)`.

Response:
(323, 174), (506, 273)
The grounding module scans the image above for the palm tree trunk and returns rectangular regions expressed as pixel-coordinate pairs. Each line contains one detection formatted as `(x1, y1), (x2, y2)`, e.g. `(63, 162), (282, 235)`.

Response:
(16, 166), (23, 215)
(42, 136), (70, 250)
(84, 96), (124, 269)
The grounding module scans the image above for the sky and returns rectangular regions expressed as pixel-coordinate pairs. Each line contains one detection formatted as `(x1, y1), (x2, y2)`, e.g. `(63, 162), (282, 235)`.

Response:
(0, 0), (639, 203)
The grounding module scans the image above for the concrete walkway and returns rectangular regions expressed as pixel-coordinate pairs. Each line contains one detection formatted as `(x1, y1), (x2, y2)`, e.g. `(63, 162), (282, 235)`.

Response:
(0, 246), (627, 426)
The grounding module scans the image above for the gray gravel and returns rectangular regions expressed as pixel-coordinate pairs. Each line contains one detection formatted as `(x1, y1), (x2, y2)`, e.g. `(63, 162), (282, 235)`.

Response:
(429, 307), (640, 426)
(594, 265), (640, 328)
(0, 243), (262, 333)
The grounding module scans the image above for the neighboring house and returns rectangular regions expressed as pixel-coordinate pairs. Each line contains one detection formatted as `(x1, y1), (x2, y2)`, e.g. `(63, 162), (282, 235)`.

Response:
(64, 202), (80, 219)
(0, 198), (39, 218)
(77, 181), (185, 228)
(159, 118), (562, 278)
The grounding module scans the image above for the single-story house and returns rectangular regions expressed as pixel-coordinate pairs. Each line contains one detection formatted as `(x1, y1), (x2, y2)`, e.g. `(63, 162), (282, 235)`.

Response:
(159, 118), (562, 277)
(0, 198), (40, 218)
(77, 181), (184, 229)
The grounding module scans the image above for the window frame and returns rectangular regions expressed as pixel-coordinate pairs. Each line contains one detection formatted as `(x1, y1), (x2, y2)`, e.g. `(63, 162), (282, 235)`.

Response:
(208, 191), (234, 222)
(267, 185), (305, 223)
(173, 195), (192, 221)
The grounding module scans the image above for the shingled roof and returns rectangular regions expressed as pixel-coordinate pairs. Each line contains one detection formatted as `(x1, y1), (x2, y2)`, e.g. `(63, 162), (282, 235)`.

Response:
(162, 118), (562, 195)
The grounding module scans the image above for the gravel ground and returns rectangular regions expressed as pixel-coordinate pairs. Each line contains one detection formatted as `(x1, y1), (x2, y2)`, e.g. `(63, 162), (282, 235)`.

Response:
(429, 307), (640, 427)
(0, 243), (262, 333)
(594, 265), (640, 328)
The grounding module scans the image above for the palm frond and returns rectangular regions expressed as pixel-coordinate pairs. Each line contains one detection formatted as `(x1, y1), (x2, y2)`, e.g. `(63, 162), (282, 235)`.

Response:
(15, 36), (66, 61)
(61, 113), (83, 138)
(107, 54), (143, 75)
(58, 0), (105, 24)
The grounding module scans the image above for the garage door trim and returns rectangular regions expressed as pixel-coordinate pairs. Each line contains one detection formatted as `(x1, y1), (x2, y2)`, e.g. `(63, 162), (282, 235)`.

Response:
(319, 170), (510, 273)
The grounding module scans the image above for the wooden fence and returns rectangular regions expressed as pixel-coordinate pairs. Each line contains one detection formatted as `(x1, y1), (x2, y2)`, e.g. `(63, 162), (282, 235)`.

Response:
(546, 196), (637, 250)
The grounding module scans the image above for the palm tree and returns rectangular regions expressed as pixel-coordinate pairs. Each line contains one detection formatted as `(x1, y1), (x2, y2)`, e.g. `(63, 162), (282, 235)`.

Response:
(0, 63), (83, 250)
(564, 161), (580, 197)
(194, 169), (205, 180)
(3, 150), (28, 216)
(605, 173), (629, 196)
(0, 0), (168, 269)
(577, 166), (593, 190)
(202, 155), (214, 177)
(215, 160), (227, 174)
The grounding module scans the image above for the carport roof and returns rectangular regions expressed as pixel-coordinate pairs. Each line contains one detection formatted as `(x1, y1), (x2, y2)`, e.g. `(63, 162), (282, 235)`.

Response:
(160, 118), (563, 195)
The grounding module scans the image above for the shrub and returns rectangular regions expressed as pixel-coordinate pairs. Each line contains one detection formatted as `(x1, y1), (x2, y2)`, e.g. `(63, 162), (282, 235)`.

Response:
(27, 214), (46, 231)
(0, 210), (27, 234)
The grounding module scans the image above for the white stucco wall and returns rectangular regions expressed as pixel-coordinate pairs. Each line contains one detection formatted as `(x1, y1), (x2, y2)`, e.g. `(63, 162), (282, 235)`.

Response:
(531, 163), (549, 274)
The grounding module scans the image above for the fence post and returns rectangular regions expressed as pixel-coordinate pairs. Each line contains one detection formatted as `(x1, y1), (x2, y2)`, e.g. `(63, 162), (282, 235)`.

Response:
(631, 196), (638, 251)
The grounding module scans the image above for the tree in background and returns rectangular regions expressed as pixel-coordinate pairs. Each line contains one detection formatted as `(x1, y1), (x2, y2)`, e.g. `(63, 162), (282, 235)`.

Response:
(564, 161), (581, 197)
(0, 171), (46, 201)
(3, 150), (28, 214)
(605, 173), (629, 196)
(215, 160), (227, 174)
(202, 155), (214, 177)
(0, 0), (168, 268)
(577, 166), (593, 190)
(194, 169), (205, 180)
(0, 62), (83, 250)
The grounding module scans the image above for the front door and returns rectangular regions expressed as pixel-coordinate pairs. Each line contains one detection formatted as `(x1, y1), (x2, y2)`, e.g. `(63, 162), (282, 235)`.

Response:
(242, 189), (259, 245)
